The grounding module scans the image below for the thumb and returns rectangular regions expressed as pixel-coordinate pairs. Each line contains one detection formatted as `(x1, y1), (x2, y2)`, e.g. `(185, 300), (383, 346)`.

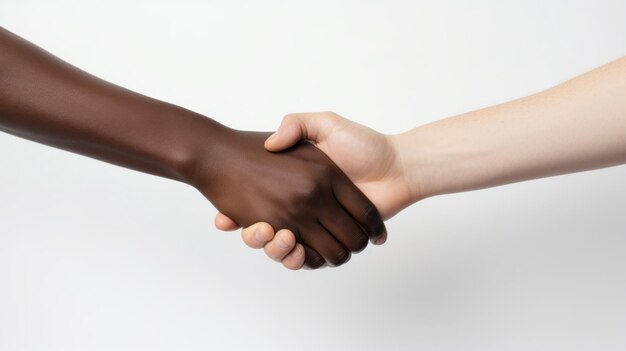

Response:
(264, 112), (336, 152)
(214, 212), (241, 231)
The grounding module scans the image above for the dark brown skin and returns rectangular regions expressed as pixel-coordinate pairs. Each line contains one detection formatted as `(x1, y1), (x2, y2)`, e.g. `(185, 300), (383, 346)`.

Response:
(0, 27), (386, 268)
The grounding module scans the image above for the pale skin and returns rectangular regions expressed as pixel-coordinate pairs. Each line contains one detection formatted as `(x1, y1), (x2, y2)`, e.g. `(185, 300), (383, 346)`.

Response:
(217, 56), (626, 270)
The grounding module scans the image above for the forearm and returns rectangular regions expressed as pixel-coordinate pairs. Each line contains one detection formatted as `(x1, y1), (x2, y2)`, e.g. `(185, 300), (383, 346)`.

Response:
(0, 26), (227, 183)
(395, 56), (626, 202)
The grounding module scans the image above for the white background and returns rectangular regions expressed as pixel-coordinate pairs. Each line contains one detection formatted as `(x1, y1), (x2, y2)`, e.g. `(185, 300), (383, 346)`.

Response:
(1, 1), (626, 350)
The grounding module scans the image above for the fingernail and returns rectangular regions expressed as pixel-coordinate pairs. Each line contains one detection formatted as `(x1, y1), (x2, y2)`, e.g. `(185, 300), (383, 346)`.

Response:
(374, 235), (387, 245)
(277, 231), (290, 248)
(291, 245), (303, 258)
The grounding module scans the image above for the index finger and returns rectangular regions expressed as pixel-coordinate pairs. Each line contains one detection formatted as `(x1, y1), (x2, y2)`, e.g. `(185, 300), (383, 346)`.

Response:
(331, 175), (386, 243)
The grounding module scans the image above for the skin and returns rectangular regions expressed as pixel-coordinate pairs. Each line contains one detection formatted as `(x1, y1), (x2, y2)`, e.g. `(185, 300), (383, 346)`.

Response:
(216, 56), (626, 270)
(0, 26), (387, 269)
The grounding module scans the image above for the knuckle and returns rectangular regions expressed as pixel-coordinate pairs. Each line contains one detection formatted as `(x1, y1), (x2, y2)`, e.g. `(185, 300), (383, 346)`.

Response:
(279, 231), (296, 247)
(349, 234), (368, 253)
(334, 218), (368, 252)
(329, 248), (351, 267)
(305, 254), (326, 269)
(361, 203), (382, 234)
(362, 202), (377, 221)
(283, 113), (300, 124)
(293, 179), (329, 206)
(301, 179), (321, 196)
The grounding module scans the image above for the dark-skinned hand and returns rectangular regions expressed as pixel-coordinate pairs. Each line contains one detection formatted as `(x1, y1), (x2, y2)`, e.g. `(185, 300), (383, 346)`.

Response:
(185, 129), (386, 268)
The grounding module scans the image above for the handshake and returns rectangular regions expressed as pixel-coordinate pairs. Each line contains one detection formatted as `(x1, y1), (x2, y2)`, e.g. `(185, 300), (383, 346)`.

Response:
(2, 27), (409, 271)
(201, 111), (415, 270)
(0, 27), (395, 270)
(2, 26), (625, 272)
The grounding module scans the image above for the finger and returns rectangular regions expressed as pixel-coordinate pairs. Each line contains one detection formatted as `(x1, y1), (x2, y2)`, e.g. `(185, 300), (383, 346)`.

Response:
(282, 243), (306, 270)
(264, 229), (298, 262)
(332, 176), (387, 243)
(320, 203), (368, 253)
(302, 244), (327, 270)
(374, 232), (388, 245)
(214, 212), (241, 231)
(241, 222), (275, 249)
(301, 224), (351, 267)
(264, 112), (339, 152)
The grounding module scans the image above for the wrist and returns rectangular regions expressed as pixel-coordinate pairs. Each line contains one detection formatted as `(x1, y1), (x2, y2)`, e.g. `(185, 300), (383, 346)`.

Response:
(388, 125), (450, 204)
(160, 108), (234, 188)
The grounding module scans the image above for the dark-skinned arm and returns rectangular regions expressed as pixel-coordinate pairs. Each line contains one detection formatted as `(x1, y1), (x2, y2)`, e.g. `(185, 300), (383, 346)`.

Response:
(0, 27), (386, 268)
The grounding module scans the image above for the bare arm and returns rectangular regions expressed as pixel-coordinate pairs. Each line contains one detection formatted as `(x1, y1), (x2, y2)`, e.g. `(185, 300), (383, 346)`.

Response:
(398, 56), (626, 201)
(0, 26), (211, 181)
(0, 27), (386, 268)
(223, 56), (626, 269)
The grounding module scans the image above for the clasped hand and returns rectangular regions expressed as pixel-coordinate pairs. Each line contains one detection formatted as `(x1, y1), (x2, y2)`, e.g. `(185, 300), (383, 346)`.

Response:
(210, 112), (414, 270)
(186, 127), (388, 269)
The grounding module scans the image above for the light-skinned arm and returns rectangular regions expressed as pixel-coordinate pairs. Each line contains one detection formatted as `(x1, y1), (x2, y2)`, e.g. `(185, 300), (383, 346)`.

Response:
(217, 56), (626, 269)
